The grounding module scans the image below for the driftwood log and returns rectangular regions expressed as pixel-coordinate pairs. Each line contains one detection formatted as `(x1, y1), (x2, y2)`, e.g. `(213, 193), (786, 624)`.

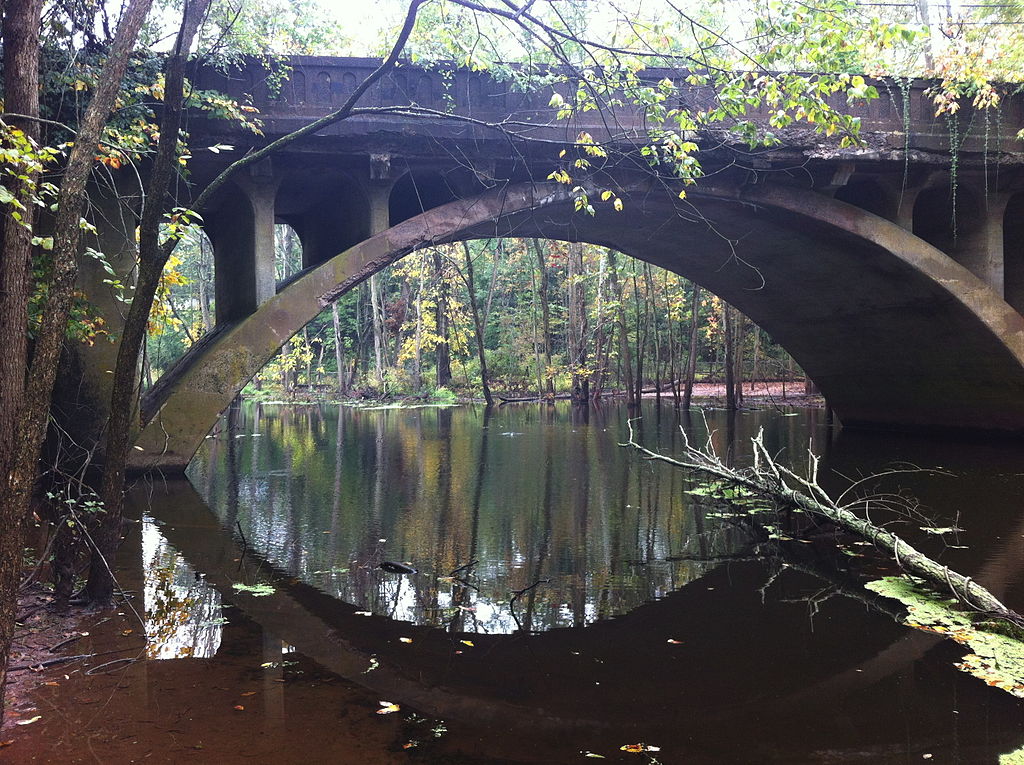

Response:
(621, 419), (1022, 625)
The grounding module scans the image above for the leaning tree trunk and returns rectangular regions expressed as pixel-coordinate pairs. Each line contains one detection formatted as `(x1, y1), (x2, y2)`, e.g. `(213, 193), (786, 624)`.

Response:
(90, 0), (209, 605)
(623, 424), (1019, 623)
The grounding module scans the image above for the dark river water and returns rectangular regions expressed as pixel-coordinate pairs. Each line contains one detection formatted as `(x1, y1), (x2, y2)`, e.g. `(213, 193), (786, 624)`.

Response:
(18, 400), (1024, 763)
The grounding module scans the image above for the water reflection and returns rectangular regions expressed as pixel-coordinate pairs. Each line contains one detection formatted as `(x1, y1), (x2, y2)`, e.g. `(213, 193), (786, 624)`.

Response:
(188, 402), (826, 633)
(142, 516), (223, 658)
(120, 401), (1024, 763)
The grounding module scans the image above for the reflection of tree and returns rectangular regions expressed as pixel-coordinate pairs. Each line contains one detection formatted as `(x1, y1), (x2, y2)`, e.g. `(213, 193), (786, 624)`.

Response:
(191, 401), (782, 634)
(142, 520), (223, 660)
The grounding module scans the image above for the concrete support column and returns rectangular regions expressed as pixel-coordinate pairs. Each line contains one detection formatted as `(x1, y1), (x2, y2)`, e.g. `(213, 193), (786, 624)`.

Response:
(366, 181), (391, 235)
(208, 163), (281, 324)
(939, 194), (1009, 296)
(894, 186), (922, 231)
(235, 162), (280, 306)
(962, 205), (1006, 296)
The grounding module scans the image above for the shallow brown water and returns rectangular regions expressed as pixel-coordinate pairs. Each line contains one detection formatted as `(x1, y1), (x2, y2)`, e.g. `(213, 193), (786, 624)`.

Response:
(11, 401), (1024, 764)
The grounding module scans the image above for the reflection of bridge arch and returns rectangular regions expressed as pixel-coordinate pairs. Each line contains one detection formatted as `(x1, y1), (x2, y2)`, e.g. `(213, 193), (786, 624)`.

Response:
(141, 477), (1024, 762)
(132, 180), (1024, 471)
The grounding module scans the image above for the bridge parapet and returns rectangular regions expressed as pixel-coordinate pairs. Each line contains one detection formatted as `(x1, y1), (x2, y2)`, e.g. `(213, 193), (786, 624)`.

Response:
(193, 56), (1024, 156)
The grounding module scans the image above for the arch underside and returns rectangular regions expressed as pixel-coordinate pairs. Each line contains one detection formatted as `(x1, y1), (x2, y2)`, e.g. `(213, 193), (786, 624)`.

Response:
(133, 181), (1024, 471)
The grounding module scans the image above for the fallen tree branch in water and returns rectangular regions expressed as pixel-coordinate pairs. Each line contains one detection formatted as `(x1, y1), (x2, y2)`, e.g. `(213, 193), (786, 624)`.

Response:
(620, 418), (1023, 627)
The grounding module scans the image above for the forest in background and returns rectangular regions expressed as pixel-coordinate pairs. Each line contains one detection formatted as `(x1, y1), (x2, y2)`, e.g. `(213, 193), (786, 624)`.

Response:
(148, 228), (806, 409)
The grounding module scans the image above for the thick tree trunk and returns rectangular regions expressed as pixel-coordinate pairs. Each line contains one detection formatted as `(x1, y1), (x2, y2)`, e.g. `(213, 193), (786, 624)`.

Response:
(0, 0), (44, 726)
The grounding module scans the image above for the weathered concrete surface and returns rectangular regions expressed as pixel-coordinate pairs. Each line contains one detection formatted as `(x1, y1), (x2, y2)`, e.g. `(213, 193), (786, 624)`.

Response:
(131, 180), (1024, 471)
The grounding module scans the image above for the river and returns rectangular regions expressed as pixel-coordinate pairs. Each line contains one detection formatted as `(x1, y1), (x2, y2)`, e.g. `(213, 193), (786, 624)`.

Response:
(17, 400), (1024, 763)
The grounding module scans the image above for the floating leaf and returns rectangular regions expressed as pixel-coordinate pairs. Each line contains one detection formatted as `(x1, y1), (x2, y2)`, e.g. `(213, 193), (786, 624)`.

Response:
(621, 743), (660, 753)
(232, 583), (275, 597)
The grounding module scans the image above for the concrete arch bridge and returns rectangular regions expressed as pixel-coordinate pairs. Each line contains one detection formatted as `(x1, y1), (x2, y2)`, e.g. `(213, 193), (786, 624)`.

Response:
(120, 58), (1024, 471)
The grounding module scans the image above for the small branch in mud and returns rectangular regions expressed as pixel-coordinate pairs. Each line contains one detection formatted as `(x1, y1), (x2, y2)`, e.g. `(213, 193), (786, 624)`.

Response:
(620, 418), (1024, 627)
(7, 645), (146, 673)
(47, 634), (84, 653)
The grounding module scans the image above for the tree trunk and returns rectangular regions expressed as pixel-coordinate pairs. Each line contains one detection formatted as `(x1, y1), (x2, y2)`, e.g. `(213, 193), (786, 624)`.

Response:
(369, 273), (385, 384)
(723, 303), (736, 411)
(530, 256), (544, 397)
(733, 311), (745, 408)
(89, 0), (208, 605)
(461, 243), (493, 406)
(332, 302), (347, 393)
(433, 252), (451, 388)
(531, 239), (555, 400)
(606, 251), (635, 407)
(566, 242), (589, 404)
(0, 0), (45, 726)
(413, 257), (425, 392)
(197, 235), (214, 331)
(683, 283), (701, 410)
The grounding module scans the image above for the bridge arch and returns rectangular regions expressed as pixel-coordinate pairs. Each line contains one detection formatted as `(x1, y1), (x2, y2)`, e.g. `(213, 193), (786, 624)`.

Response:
(132, 180), (1024, 471)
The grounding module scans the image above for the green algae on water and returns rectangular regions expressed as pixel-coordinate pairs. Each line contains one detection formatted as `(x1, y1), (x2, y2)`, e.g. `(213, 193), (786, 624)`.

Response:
(866, 576), (1024, 698)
